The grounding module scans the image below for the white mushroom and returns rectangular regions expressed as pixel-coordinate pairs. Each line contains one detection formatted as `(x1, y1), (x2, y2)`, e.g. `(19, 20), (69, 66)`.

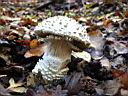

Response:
(32, 16), (90, 81)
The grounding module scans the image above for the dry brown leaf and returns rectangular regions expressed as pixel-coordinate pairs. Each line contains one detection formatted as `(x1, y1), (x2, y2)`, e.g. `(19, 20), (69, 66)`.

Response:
(37, 85), (68, 96)
(103, 19), (112, 27)
(30, 39), (40, 49)
(20, 18), (37, 26)
(16, 39), (41, 48)
(87, 25), (99, 32)
(16, 27), (26, 35)
(88, 31), (105, 51)
(24, 44), (46, 58)
(16, 40), (31, 47)
(64, 72), (83, 94)
(117, 31), (128, 36)
(125, 9), (128, 17)
(27, 73), (36, 87)
(95, 79), (121, 95)
(74, 16), (87, 23)
(103, 0), (115, 4)
(0, 19), (7, 25)
(25, 89), (36, 96)
(88, 31), (102, 37)
(26, 85), (68, 96)
(112, 69), (125, 77)
(8, 78), (23, 88)
(88, 31), (98, 36)
(100, 57), (111, 70)
(119, 73), (128, 89)
(7, 78), (27, 93)
(8, 87), (27, 93)
(7, 35), (18, 40)
(112, 69), (128, 89)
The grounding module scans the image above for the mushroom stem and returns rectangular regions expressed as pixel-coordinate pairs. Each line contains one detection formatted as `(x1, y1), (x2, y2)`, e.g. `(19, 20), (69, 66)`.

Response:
(32, 38), (72, 81)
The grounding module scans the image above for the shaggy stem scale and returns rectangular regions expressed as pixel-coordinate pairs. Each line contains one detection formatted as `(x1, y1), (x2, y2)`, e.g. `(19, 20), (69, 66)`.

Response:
(32, 38), (72, 81)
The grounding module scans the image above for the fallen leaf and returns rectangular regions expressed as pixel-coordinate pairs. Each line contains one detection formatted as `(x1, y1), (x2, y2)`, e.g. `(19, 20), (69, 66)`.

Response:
(120, 89), (128, 96)
(117, 31), (128, 37)
(88, 31), (105, 50)
(8, 87), (27, 93)
(114, 42), (128, 54)
(111, 56), (126, 70)
(0, 19), (7, 25)
(103, 19), (112, 27)
(74, 16), (87, 23)
(119, 73), (128, 89)
(8, 78), (23, 88)
(0, 83), (11, 96)
(20, 18), (37, 26)
(88, 31), (101, 36)
(112, 69), (125, 77)
(103, 0), (115, 4)
(16, 40), (31, 47)
(112, 69), (128, 89)
(100, 57), (111, 70)
(72, 51), (91, 62)
(95, 79), (121, 95)
(7, 78), (27, 93)
(64, 72), (96, 96)
(64, 72), (83, 94)
(30, 39), (40, 49)
(27, 73), (36, 87)
(26, 89), (36, 96)
(24, 44), (46, 58)
(125, 9), (128, 17)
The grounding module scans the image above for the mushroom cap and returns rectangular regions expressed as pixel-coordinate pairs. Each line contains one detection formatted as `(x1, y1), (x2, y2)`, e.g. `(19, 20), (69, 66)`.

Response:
(34, 16), (90, 48)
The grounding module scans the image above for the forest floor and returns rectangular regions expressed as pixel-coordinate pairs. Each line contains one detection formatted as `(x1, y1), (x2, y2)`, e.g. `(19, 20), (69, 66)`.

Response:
(0, 1), (128, 96)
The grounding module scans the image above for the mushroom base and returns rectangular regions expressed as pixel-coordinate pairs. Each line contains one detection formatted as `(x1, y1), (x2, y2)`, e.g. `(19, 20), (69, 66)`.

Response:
(32, 39), (72, 81)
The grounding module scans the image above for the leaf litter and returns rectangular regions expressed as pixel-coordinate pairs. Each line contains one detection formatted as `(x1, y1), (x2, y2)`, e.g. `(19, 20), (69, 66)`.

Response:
(0, 1), (128, 96)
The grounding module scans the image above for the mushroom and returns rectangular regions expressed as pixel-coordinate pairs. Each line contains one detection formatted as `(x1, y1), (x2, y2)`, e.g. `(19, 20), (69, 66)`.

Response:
(32, 16), (90, 81)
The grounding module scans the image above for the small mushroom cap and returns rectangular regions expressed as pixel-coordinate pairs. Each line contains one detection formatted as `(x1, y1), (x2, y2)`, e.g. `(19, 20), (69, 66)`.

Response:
(34, 16), (90, 48)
